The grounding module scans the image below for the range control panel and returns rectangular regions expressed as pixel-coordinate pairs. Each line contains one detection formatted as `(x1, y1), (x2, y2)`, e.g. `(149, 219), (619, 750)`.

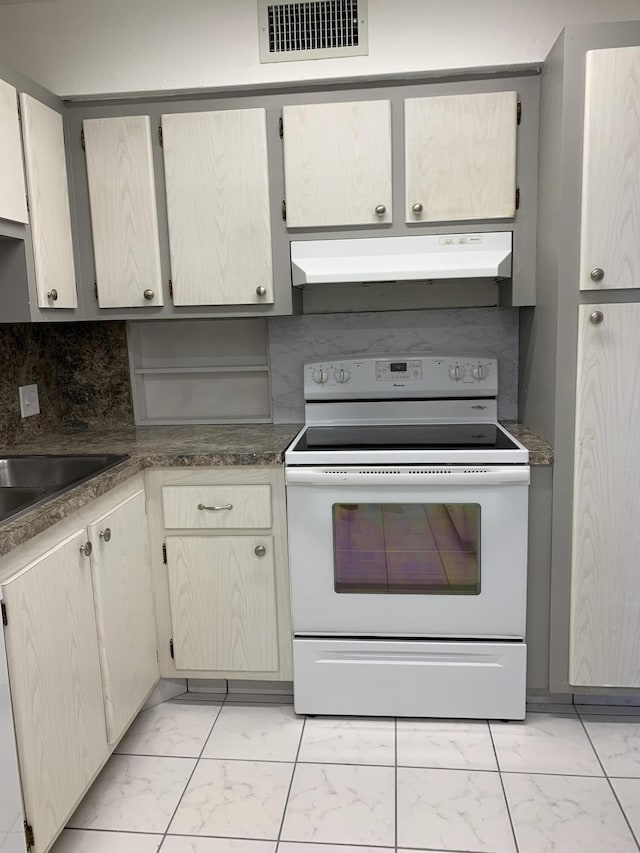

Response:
(304, 355), (498, 400)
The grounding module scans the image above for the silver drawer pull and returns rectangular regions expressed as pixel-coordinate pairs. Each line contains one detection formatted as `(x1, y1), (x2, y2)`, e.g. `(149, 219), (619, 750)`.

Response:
(197, 503), (233, 512)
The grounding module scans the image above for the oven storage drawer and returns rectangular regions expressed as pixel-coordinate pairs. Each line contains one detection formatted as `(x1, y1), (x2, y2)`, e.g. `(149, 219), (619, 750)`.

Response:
(161, 485), (272, 529)
(293, 637), (526, 720)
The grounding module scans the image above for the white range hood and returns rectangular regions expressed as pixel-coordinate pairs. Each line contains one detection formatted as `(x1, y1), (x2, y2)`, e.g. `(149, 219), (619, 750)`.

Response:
(290, 232), (513, 287)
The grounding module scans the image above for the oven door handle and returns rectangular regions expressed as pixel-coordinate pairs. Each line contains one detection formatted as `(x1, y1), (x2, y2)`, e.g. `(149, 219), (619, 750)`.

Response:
(285, 466), (530, 486)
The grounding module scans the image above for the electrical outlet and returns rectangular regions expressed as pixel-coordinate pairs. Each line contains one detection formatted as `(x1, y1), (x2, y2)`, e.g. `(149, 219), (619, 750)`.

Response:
(19, 384), (40, 418)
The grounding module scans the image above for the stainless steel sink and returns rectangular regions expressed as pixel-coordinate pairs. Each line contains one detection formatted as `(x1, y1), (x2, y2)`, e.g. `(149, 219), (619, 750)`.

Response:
(0, 486), (48, 519)
(0, 454), (129, 524)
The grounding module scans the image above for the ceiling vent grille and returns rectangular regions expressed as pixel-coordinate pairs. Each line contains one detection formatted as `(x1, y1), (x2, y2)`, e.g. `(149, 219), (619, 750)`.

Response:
(258, 0), (368, 63)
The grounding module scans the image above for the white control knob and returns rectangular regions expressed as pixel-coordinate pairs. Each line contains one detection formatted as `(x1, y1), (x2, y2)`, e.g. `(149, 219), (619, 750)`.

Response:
(473, 364), (485, 380)
(336, 367), (351, 384)
(449, 365), (461, 381)
(313, 368), (328, 385)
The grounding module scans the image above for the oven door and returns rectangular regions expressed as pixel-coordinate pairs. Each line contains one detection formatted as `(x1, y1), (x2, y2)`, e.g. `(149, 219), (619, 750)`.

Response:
(285, 466), (529, 639)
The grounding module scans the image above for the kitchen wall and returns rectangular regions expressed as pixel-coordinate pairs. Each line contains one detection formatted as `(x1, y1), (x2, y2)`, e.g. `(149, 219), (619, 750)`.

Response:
(268, 307), (519, 423)
(0, 0), (638, 97)
(0, 322), (134, 446)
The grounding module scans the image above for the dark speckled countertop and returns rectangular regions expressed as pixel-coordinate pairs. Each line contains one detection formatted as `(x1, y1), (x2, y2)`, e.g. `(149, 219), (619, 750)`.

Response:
(0, 421), (551, 557)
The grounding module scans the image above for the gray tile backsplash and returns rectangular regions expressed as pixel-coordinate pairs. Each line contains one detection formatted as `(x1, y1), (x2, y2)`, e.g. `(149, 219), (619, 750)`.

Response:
(268, 308), (519, 423)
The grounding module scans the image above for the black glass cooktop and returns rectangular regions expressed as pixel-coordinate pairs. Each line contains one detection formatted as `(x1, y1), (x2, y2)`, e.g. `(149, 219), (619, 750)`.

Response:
(291, 423), (520, 452)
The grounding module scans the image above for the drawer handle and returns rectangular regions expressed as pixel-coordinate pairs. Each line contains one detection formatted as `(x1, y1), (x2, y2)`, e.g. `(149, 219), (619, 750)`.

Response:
(197, 503), (233, 512)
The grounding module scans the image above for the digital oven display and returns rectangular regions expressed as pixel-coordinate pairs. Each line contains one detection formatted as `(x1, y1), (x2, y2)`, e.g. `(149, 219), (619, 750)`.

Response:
(390, 362), (407, 372)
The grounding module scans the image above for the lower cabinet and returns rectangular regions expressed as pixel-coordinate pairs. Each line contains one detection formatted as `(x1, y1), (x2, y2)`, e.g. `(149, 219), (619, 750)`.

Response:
(147, 466), (292, 681)
(167, 535), (279, 672)
(88, 490), (159, 746)
(570, 303), (640, 687)
(2, 530), (109, 853)
(0, 478), (159, 853)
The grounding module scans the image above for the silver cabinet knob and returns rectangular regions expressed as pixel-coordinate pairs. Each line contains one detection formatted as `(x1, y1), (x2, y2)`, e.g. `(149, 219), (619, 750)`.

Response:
(590, 310), (604, 325)
(79, 541), (92, 557)
(411, 202), (423, 214)
(143, 289), (155, 300)
(256, 285), (267, 297)
(374, 204), (386, 216)
(99, 528), (112, 542)
(254, 545), (266, 557)
(590, 268), (605, 283)
(47, 289), (58, 301)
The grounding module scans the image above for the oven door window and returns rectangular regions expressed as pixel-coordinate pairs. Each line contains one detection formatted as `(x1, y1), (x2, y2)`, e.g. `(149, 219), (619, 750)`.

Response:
(333, 503), (480, 594)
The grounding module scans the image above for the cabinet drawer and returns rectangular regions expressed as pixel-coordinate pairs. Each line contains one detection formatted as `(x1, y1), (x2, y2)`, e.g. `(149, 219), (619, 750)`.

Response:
(162, 485), (271, 529)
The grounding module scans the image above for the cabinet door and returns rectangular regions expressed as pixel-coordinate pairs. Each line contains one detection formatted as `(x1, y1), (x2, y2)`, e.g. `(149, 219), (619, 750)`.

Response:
(283, 99), (392, 227)
(88, 490), (159, 746)
(0, 78), (28, 224)
(571, 303), (640, 687)
(404, 91), (517, 223)
(580, 46), (640, 290)
(2, 530), (108, 853)
(20, 94), (78, 309)
(162, 109), (273, 306)
(167, 535), (279, 672)
(83, 115), (163, 307)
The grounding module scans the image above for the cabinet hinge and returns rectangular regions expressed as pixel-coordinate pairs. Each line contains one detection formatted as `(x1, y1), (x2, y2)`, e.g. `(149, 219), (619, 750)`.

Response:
(162, 542), (167, 564)
(158, 125), (163, 147)
(94, 281), (99, 301)
(169, 639), (174, 659)
(1, 602), (7, 627)
(169, 279), (173, 299)
(515, 187), (520, 210)
(25, 194), (29, 215)
(81, 128), (85, 151)
(16, 95), (21, 122)
(279, 115), (284, 139)
(281, 199), (287, 222)
(24, 821), (34, 850)
(517, 101), (522, 125)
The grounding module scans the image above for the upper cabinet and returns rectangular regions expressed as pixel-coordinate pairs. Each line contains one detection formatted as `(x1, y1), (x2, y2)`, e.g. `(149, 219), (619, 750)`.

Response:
(404, 91), (518, 224)
(579, 46), (640, 291)
(282, 99), (392, 227)
(0, 77), (28, 224)
(20, 94), (78, 309)
(83, 115), (164, 308)
(161, 108), (273, 306)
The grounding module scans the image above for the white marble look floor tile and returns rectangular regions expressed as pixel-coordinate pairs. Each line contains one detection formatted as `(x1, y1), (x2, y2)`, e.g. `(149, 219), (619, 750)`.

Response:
(116, 701), (222, 758)
(397, 719), (497, 771)
(397, 767), (515, 853)
(490, 713), (602, 775)
(169, 759), (293, 840)
(609, 777), (640, 840)
(68, 755), (195, 833)
(278, 845), (392, 853)
(582, 715), (640, 776)
(503, 772), (637, 852)
(51, 829), (163, 852)
(280, 763), (395, 847)
(162, 838), (276, 853)
(297, 717), (394, 765)
(202, 704), (304, 762)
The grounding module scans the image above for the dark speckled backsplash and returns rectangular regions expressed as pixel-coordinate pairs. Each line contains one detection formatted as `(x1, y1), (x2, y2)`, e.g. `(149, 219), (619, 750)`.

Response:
(0, 321), (133, 446)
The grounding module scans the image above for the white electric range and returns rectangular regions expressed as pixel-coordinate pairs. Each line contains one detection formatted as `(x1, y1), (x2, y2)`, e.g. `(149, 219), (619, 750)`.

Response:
(285, 354), (530, 720)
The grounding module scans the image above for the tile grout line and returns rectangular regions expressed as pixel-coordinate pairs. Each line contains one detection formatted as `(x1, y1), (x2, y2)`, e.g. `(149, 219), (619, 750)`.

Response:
(394, 717), (398, 853)
(488, 720), (520, 853)
(576, 711), (640, 853)
(275, 711), (307, 849)
(156, 691), (229, 852)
